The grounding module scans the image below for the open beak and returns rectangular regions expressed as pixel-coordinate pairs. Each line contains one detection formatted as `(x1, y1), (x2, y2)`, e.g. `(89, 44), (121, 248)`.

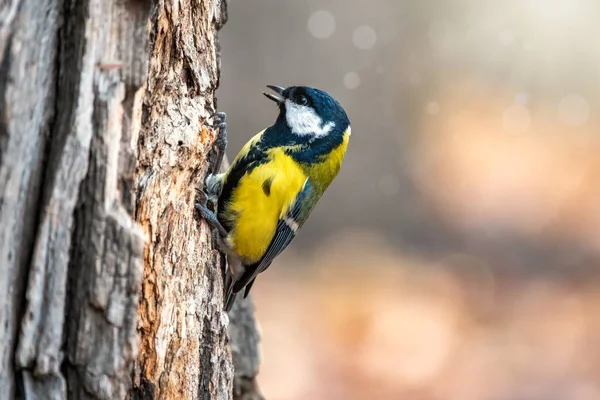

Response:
(263, 85), (285, 104)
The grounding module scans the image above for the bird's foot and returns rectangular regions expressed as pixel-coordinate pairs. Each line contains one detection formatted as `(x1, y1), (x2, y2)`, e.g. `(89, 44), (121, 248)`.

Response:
(195, 195), (228, 238)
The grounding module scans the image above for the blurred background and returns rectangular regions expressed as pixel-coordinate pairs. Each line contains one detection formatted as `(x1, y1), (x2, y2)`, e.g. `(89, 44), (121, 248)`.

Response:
(218, 1), (600, 399)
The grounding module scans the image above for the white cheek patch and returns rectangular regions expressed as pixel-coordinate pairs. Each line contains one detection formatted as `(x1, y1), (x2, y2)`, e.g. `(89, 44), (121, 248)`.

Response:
(285, 100), (335, 137)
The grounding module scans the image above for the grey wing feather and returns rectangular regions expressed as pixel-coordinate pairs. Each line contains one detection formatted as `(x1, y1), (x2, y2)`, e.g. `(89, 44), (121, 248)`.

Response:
(231, 219), (296, 297)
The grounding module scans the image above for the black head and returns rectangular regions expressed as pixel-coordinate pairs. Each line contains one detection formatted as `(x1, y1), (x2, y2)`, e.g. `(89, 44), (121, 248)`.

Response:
(263, 85), (350, 139)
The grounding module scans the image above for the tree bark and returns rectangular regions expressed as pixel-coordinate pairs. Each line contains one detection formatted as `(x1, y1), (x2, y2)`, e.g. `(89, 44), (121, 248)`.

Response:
(0, 0), (261, 399)
(130, 0), (235, 398)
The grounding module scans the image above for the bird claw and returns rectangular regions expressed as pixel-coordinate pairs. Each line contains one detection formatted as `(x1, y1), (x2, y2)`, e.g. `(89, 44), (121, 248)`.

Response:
(213, 122), (227, 149)
(194, 201), (210, 219)
(210, 112), (226, 123)
(194, 201), (229, 238)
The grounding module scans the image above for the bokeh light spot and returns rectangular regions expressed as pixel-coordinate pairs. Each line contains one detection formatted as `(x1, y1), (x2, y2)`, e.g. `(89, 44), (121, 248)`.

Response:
(515, 92), (529, 105)
(558, 94), (590, 127)
(503, 104), (531, 133)
(353, 25), (377, 50)
(307, 10), (336, 39)
(343, 72), (361, 89)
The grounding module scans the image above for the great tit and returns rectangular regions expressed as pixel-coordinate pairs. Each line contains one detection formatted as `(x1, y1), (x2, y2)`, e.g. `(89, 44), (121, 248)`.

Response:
(196, 85), (351, 311)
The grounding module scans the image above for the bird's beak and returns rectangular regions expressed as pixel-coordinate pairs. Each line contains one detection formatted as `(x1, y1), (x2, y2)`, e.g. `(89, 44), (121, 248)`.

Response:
(263, 85), (285, 104)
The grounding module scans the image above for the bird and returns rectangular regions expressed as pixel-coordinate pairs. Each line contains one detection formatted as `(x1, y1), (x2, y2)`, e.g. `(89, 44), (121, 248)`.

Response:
(196, 85), (351, 311)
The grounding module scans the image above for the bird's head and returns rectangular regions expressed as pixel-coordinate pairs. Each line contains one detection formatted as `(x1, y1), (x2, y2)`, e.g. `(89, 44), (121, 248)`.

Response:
(264, 85), (350, 139)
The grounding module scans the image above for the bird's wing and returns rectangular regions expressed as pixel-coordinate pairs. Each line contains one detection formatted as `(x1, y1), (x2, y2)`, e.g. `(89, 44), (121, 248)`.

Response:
(231, 178), (314, 296)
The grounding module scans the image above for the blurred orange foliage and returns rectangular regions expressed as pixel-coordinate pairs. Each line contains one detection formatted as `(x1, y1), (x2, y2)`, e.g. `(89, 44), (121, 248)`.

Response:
(254, 233), (600, 400)
(414, 83), (600, 252)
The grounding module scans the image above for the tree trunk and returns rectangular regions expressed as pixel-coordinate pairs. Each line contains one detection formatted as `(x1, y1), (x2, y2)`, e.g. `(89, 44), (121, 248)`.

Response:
(0, 0), (261, 399)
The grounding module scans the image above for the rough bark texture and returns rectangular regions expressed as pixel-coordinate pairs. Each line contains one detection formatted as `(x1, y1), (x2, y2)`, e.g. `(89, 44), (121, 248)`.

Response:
(130, 0), (233, 398)
(0, 0), (261, 399)
(130, 1), (262, 399)
(0, 0), (150, 398)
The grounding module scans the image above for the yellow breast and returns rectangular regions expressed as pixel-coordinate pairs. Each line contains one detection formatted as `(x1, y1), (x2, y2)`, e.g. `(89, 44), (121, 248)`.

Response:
(226, 148), (307, 264)
(303, 127), (350, 194)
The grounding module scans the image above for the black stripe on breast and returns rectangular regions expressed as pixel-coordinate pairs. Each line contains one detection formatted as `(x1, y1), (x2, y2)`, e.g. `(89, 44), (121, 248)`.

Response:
(262, 177), (274, 196)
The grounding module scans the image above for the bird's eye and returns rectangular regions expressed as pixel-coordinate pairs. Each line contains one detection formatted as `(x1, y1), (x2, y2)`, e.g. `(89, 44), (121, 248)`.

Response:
(295, 95), (308, 106)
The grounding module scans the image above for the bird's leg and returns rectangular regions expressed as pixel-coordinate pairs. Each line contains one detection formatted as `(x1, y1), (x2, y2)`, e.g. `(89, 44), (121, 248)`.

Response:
(202, 112), (227, 204)
(197, 111), (227, 233)
(199, 111), (246, 284)
(195, 193), (228, 238)
(196, 112), (229, 254)
(210, 112), (228, 175)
